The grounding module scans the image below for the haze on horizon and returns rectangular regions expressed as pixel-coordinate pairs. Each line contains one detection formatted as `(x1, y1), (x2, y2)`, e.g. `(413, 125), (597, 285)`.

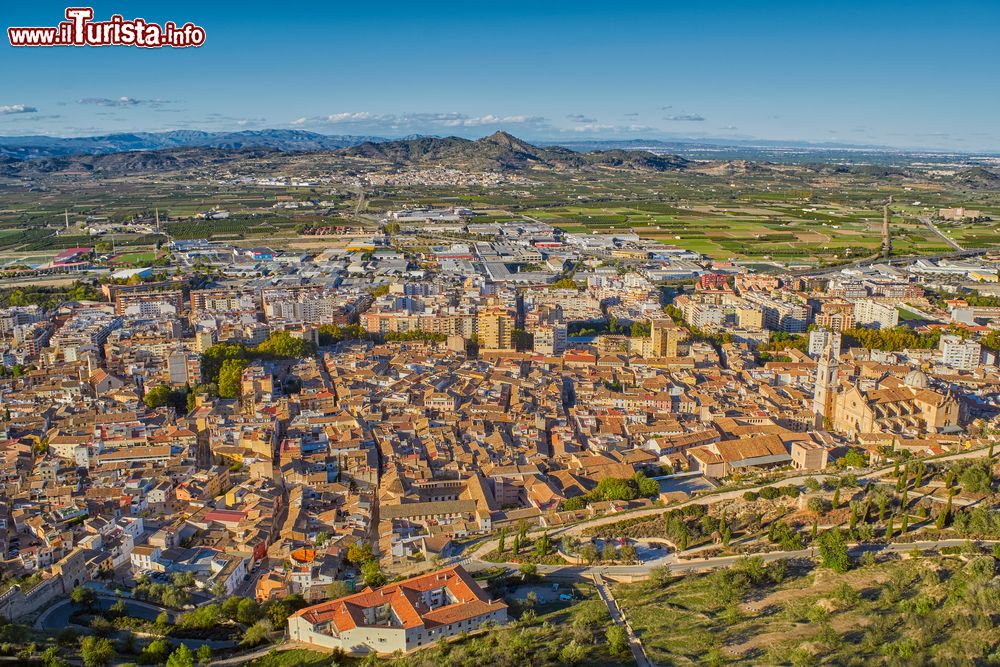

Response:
(2, 0), (998, 152)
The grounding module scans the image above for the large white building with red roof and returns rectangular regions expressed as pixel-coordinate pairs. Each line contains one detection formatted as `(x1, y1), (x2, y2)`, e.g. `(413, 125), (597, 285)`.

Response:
(287, 565), (507, 654)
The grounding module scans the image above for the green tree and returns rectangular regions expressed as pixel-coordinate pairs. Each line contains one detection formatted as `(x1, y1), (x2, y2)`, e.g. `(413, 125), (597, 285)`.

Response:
(633, 472), (660, 498)
(200, 342), (247, 381)
(70, 586), (97, 609)
(936, 494), (952, 529)
(807, 497), (828, 515)
(256, 331), (315, 359)
(109, 598), (126, 616)
(217, 358), (247, 398)
(497, 527), (506, 553)
(593, 476), (638, 501)
(220, 596), (241, 620)
(558, 640), (587, 665)
(144, 384), (174, 409)
(360, 560), (387, 588)
(195, 645), (212, 665)
(166, 644), (195, 667)
(241, 619), (273, 647)
(178, 604), (221, 630)
(534, 532), (551, 557)
(40, 646), (69, 667)
(346, 542), (375, 565)
(237, 598), (262, 625)
(818, 528), (851, 573)
(80, 636), (115, 667)
(606, 624), (629, 657)
(840, 449), (867, 469)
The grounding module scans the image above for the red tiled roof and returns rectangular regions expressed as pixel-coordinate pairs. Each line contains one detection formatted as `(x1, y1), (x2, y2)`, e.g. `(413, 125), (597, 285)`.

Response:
(291, 565), (505, 632)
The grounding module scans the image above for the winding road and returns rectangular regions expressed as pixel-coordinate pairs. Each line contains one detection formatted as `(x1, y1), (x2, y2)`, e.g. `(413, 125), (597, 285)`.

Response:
(35, 594), (239, 651)
(453, 445), (996, 580)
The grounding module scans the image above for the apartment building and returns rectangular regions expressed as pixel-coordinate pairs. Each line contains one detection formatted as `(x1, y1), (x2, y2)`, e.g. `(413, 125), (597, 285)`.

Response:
(478, 308), (515, 350)
(939, 334), (982, 371)
(853, 299), (899, 330)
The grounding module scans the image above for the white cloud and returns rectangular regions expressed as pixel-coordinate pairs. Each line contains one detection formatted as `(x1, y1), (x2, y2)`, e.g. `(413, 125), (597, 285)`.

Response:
(78, 97), (175, 108)
(0, 104), (38, 114)
(293, 111), (552, 135)
(322, 112), (378, 123)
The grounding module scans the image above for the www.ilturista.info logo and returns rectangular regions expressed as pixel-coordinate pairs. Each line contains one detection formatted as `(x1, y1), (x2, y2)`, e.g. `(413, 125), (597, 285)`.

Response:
(8, 7), (206, 48)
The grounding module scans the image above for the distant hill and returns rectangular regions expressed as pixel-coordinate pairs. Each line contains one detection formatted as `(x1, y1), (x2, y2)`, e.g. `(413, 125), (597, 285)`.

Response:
(0, 147), (275, 178)
(0, 130), (383, 159)
(337, 131), (690, 172)
(951, 167), (1000, 188)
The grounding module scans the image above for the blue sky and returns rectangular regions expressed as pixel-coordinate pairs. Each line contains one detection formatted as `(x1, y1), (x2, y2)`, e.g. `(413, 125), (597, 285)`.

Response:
(2, 1), (999, 150)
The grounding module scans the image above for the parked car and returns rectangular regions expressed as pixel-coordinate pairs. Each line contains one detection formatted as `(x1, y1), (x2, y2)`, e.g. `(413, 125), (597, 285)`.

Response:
(559, 593), (573, 601)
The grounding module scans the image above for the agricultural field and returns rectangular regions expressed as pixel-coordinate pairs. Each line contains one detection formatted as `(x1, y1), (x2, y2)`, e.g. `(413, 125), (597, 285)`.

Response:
(0, 153), (998, 264)
(518, 200), (958, 261)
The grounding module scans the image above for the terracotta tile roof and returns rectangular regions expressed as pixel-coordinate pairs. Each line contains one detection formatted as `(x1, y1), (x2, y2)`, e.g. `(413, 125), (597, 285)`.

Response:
(291, 565), (505, 632)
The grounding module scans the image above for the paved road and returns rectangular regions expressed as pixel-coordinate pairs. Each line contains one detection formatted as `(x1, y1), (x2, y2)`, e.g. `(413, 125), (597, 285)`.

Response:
(35, 594), (177, 630)
(234, 565), (267, 599)
(461, 537), (998, 584)
(35, 594), (239, 650)
(790, 247), (985, 277)
(918, 216), (964, 251)
(458, 446), (995, 579)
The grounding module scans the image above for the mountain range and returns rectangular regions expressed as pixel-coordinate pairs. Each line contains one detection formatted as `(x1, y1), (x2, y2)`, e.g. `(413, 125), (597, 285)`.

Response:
(0, 131), (691, 178)
(339, 131), (690, 172)
(0, 130), (383, 159)
(1, 130), (997, 186)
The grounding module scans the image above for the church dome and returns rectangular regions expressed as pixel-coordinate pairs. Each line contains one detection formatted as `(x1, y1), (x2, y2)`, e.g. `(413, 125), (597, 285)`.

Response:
(904, 369), (929, 389)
